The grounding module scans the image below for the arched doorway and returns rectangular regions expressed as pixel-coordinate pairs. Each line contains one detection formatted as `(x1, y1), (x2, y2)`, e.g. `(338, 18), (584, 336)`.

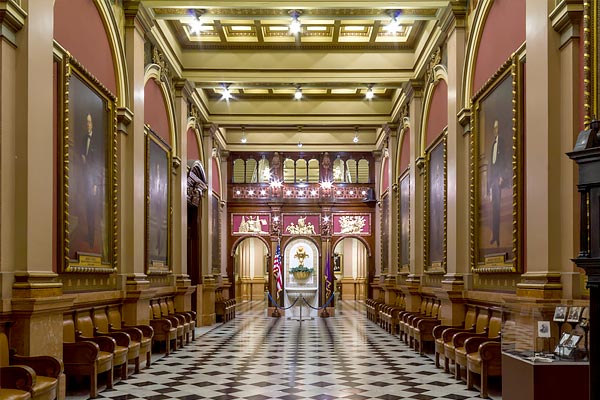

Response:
(333, 237), (369, 300)
(234, 237), (269, 302)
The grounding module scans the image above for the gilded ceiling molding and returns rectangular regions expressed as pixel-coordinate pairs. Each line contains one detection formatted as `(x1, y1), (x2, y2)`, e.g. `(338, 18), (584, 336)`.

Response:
(144, 62), (179, 161)
(461, 0), (494, 111)
(94, 0), (130, 110)
(0, 0), (26, 46)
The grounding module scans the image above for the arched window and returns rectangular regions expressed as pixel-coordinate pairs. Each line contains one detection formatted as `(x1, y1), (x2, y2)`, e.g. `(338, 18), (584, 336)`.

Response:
(296, 159), (308, 183)
(346, 158), (357, 183)
(358, 159), (370, 183)
(232, 158), (245, 183)
(308, 159), (319, 183)
(333, 156), (345, 183)
(246, 158), (257, 183)
(283, 158), (295, 183)
(257, 156), (270, 183)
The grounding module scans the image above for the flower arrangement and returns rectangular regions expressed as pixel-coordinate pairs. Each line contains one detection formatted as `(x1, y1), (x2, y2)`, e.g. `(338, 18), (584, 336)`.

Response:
(290, 265), (314, 274)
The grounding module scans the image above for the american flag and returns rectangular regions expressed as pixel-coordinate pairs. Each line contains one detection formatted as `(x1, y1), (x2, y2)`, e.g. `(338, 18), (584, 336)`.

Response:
(273, 242), (283, 299)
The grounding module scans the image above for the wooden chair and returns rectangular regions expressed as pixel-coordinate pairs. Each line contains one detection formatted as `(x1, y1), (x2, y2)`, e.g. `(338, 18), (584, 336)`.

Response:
(0, 365), (35, 399)
(398, 297), (430, 342)
(93, 307), (141, 375)
(157, 300), (187, 346)
(409, 301), (441, 354)
(75, 310), (129, 381)
(453, 313), (502, 381)
(148, 304), (178, 355)
(443, 311), (490, 378)
(466, 338), (502, 398)
(379, 294), (405, 334)
(1, 332), (63, 400)
(63, 314), (114, 398)
(433, 306), (478, 370)
(166, 298), (196, 342)
(107, 305), (154, 369)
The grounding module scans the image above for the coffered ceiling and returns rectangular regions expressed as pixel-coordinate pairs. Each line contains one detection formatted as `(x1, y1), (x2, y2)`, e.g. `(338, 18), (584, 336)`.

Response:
(143, 1), (452, 148)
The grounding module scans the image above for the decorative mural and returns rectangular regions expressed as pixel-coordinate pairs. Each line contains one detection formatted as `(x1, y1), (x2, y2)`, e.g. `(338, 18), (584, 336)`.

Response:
(283, 214), (320, 235)
(332, 214), (371, 235)
(232, 214), (270, 235)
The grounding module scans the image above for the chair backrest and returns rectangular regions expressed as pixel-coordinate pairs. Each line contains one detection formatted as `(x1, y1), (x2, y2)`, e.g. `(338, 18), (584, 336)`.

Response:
(166, 298), (176, 314)
(424, 299), (434, 315)
(464, 307), (477, 329)
(76, 310), (96, 337)
(431, 302), (441, 318)
(0, 332), (9, 367)
(418, 298), (428, 313)
(63, 314), (77, 343)
(159, 299), (170, 316)
(107, 305), (123, 329)
(93, 308), (110, 332)
(488, 315), (502, 337)
(150, 302), (162, 319)
(474, 311), (490, 333)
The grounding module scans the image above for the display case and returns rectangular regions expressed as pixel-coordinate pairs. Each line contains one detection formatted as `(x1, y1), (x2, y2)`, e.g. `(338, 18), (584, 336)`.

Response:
(501, 300), (589, 400)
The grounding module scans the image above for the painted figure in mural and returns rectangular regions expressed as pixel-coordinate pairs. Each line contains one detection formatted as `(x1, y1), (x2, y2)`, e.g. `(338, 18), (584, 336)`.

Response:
(79, 113), (101, 249)
(488, 120), (502, 247)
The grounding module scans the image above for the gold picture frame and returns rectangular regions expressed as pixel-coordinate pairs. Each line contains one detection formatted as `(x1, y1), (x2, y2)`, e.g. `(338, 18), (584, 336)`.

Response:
(470, 54), (523, 274)
(423, 131), (447, 274)
(145, 126), (172, 275)
(59, 52), (118, 274)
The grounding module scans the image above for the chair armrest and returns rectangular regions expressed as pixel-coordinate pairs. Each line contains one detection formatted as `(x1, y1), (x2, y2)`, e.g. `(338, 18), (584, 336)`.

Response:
(416, 318), (441, 332)
(110, 325), (142, 342)
(10, 353), (64, 378)
(149, 318), (173, 333)
(164, 315), (181, 327)
(433, 324), (458, 339)
(123, 323), (154, 339)
(0, 365), (36, 391)
(452, 331), (487, 348)
(76, 332), (116, 353)
(95, 329), (131, 347)
(464, 336), (498, 354)
(479, 341), (502, 361)
(63, 341), (100, 364)
(442, 326), (475, 342)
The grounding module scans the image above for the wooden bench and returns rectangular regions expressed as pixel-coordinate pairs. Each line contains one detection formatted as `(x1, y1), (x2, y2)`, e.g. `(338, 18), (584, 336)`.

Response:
(407, 299), (441, 352)
(398, 296), (434, 342)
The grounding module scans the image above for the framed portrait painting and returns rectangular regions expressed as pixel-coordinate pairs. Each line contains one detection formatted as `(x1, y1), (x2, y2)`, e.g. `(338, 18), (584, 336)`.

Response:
(145, 127), (172, 275)
(398, 172), (410, 273)
(424, 132), (447, 273)
(470, 54), (523, 273)
(60, 53), (117, 273)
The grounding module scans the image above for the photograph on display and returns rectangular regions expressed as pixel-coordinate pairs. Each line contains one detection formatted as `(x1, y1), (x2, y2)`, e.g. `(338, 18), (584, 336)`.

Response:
(566, 306), (583, 323)
(554, 333), (582, 358)
(553, 306), (568, 322)
(145, 129), (171, 274)
(537, 321), (551, 338)
(470, 54), (523, 273)
(60, 54), (117, 273)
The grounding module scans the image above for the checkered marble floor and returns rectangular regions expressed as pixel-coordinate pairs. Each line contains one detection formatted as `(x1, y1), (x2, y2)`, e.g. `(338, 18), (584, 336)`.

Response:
(76, 301), (499, 400)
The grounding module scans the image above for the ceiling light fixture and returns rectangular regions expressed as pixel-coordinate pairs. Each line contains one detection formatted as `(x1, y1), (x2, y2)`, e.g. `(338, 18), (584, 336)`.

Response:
(384, 10), (402, 34)
(240, 126), (247, 143)
(353, 127), (359, 143)
(365, 85), (374, 100)
(221, 84), (232, 100)
(289, 10), (302, 34)
(188, 9), (206, 34)
(294, 86), (303, 100)
(297, 126), (303, 147)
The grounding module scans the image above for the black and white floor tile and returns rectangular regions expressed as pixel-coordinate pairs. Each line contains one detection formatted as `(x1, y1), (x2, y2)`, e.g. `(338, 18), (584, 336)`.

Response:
(68, 301), (500, 399)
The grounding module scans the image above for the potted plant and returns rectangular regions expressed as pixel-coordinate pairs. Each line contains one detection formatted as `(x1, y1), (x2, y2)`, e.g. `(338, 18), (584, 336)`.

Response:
(290, 264), (314, 281)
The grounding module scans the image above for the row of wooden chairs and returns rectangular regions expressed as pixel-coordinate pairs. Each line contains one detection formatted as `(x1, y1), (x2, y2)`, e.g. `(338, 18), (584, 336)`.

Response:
(378, 293), (406, 334)
(368, 295), (503, 399)
(365, 292), (385, 323)
(149, 297), (196, 356)
(215, 291), (236, 322)
(0, 330), (62, 400)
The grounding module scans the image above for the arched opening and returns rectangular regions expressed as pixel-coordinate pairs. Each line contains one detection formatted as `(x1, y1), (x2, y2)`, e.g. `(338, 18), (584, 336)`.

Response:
(333, 237), (369, 300)
(234, 237), (269, 302)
